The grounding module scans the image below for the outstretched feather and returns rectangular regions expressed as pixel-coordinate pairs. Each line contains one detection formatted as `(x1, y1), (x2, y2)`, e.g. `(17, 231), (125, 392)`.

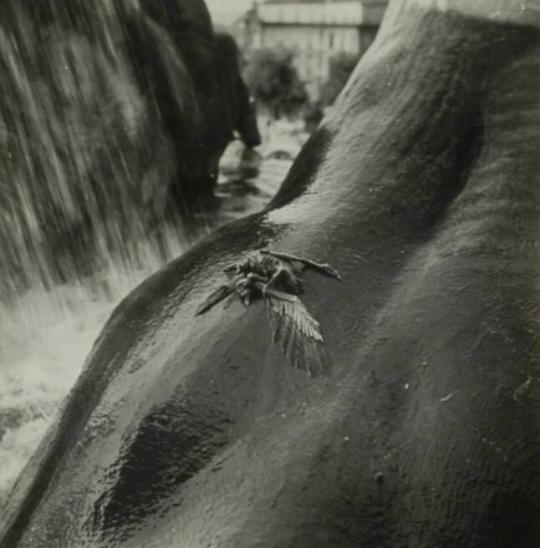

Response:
(265, 291), (329, 376)
(195, 285), (234, 316)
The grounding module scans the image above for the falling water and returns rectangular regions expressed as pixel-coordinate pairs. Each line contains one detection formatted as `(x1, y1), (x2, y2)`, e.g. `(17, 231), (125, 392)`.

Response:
(0, 122), (305, 505)
(0, 0), (308, 507)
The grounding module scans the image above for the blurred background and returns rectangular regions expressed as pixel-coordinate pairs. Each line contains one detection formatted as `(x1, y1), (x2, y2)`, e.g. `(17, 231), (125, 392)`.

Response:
(0, 0), (388, 505)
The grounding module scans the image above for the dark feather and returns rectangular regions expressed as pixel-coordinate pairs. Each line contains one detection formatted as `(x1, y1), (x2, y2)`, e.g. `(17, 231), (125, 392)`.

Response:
(195, 285), (234, 316)
(265, 292), (329, 376)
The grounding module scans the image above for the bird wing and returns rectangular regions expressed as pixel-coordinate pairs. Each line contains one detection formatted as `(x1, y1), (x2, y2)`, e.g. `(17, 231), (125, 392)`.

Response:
(196, 284), (235, 316)
(261, 250), (341, 281)
(264, 289), (329, 376)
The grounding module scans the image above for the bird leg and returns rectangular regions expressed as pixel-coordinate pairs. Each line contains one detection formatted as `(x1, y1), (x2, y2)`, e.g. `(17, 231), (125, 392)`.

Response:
(246, 272), (268, 284)
(253, 282), (297, 303)
(224, 263), (242, 276)
(261, 267), (286, 296)
(261, 250), (341, 280)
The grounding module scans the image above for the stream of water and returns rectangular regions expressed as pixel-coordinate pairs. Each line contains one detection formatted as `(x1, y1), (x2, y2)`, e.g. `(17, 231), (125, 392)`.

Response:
(0, 119), (307, 506)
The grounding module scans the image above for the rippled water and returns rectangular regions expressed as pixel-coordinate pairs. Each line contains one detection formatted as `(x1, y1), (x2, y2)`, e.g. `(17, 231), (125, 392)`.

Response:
(0, 119), (307, 505)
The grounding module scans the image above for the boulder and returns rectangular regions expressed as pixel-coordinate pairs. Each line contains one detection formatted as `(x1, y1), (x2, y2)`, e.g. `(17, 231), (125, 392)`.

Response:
(1, 1), (539, 546)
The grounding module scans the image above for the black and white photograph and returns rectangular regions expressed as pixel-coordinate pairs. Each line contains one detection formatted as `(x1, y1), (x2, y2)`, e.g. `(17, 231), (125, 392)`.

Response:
(0, 0), (539, 546)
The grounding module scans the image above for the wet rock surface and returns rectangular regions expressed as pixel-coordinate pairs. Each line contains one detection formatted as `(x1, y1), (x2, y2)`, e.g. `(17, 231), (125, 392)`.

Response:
(0, 119), (303, 510)
(3, 1), (540, 547)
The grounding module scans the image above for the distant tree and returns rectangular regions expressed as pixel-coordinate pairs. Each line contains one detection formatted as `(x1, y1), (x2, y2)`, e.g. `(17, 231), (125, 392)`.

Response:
(302, 101), (324, 133)
(244, 48), (308, 118)
(320, 52), (359, 107)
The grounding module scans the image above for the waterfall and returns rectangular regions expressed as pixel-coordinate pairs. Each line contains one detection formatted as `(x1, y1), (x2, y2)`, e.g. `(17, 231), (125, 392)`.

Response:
(0, 0), (277, 506)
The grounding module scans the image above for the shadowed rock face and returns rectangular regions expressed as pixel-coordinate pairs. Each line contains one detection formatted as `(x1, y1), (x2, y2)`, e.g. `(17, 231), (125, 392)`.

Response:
(0, 0), (259, 291)
(1, 1), (539, 546)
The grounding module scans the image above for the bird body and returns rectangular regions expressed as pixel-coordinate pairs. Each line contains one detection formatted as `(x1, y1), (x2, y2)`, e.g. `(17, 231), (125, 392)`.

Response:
(196, 250), (340, 375)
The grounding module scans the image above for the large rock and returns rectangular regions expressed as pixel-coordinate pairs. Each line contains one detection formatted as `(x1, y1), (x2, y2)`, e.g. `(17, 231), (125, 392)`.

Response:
(0, 0), (259, 291)
(1, 0), (539, 546)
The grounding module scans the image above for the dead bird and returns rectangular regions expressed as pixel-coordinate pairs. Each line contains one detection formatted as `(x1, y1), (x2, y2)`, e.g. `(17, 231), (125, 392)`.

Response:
(196, 250), (341, 376)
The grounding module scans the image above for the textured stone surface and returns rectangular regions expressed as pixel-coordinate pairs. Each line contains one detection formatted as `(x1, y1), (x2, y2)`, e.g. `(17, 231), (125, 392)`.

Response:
(1, 1), (539, 546)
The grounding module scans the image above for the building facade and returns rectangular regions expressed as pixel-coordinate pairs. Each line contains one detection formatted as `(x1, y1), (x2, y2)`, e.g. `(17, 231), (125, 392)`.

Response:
(241, 1), (388, 99)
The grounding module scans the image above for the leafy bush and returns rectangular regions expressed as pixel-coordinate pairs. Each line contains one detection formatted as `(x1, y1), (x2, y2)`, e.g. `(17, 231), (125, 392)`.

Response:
(245, 48), (308, 118)
(320, 52), (359, 107)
